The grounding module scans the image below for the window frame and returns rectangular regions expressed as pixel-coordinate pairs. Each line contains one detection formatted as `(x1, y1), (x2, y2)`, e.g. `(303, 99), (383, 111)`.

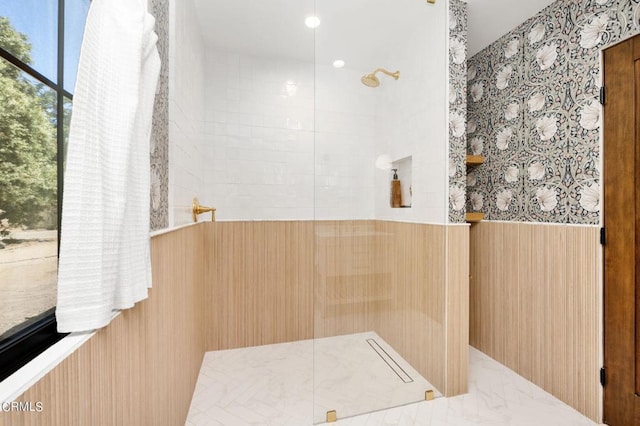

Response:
(0, 0), (78, 382)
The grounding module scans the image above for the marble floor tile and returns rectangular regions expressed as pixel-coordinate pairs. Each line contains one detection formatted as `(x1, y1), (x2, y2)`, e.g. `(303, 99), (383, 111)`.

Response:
(312, 332), (439, 422)
(186, 334), (601, 425)
(187, 332), (438, 425)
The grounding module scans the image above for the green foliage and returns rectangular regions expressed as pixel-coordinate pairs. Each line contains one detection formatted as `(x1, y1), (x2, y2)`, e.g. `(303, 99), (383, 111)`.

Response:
(0, 17), (57, 228)
(0, 209), (9, 238)
(0, 17), (31, 67)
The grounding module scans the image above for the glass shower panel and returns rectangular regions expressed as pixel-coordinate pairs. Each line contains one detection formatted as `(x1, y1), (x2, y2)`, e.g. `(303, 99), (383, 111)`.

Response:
(312, 0), (447, 422)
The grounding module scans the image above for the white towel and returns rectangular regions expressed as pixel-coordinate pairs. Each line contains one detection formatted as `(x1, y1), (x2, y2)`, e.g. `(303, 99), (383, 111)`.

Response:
(56, 0), (161, 332)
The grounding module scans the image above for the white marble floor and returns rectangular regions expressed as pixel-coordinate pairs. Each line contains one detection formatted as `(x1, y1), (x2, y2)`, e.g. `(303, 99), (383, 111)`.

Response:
(187, 332), (439, 425)
(186, 333), (601, 426)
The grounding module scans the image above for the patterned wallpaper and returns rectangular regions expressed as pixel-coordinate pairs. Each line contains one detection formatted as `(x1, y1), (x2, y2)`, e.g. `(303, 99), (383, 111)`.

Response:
(149, 0), (169, 230)
(448, 0), (468, 223)
(467, 0), (640, 224)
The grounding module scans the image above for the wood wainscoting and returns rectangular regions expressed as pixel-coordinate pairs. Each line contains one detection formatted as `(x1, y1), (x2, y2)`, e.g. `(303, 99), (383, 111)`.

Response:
(373, 222), (469, 396)
(369, 222), (448, 393)
(1, 220), (469, 425)
(444, 225), (470, 397)
(203, 220), (468, 397)
(313, 220), (382, 339)
(0, 225), (207, 426)
(371, 222), (469, 396)
(469, 221), (602, 422)
(203, 221), (315, 350)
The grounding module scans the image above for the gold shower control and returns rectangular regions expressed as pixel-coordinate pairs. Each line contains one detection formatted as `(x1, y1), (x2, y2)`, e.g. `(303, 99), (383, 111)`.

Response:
(326, 410), (337, 422)
(192, 198), (216, 222)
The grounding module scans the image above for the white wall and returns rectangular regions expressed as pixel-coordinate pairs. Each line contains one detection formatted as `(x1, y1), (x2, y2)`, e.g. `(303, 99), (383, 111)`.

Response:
(374, 0), (448, 224)
(170, 0), (449, 224)
(168, 0), (206, 227)
(201, 52), (378, 221)
(314, 65), (376, 220)
(202, 51), (315, 221)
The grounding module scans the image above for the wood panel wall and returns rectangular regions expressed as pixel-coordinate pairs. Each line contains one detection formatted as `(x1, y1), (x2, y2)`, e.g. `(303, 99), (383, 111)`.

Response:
(203, 220), (468, 397)
(0, 225), (206, 426)
(203, 221), (314, 350)
(313, 220), (381, 339)
(2, 220), (469, 425)
(469, 221), (602, 422)
(372, 222), (447, 393)
(445, 225), (469, 396)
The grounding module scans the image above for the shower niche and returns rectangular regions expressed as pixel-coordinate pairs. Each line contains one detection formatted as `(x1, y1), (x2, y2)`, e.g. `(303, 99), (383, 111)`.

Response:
(390, 156), (412, 208)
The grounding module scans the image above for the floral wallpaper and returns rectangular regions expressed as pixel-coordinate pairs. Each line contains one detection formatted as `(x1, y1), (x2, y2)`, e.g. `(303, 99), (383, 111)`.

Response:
(448, 0), (468, 223)
(149, 0), (169, 230)
(467, 0), (640, 224)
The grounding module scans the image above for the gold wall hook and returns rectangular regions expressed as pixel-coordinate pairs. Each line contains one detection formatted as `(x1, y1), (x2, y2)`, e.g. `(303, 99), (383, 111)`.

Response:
(192, 198), (216, 222)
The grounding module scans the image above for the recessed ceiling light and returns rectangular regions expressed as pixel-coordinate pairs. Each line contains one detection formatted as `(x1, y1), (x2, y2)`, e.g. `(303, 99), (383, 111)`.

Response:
(305, 16), (321, 29)
(332, 60), (345, 68)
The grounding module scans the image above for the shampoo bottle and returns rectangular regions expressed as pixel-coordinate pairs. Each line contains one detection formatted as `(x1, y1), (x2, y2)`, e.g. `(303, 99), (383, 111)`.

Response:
(390, 168), (402, 208)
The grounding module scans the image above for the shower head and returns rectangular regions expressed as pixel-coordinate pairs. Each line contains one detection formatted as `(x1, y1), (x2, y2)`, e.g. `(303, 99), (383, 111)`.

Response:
(361, 68), (400, 88)
(361, 74), (380, 87)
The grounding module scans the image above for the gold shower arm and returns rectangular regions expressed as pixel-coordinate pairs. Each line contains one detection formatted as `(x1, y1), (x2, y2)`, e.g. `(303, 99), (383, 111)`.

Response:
(373, 68), (400, 80)
(192, 198), (216, 222)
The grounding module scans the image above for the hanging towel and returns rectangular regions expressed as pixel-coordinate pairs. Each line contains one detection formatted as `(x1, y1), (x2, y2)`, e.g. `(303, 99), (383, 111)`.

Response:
(56, 0), (161, 332)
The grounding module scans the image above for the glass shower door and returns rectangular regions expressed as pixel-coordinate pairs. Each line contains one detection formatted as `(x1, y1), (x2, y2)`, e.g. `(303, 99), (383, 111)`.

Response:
(192, 0), (452, 422)
(312, 0), (448, 422)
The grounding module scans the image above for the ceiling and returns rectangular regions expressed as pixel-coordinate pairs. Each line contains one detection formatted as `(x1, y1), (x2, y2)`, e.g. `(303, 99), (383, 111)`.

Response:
(192, 0), (560, 68)
(192, 0), (437, 71)
(192, 0), (313, 63)
(466, 0), (558, 56)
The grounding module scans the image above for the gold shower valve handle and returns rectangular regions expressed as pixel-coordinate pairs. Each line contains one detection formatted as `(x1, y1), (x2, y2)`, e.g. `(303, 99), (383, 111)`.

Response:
(192, 198), (216, 222)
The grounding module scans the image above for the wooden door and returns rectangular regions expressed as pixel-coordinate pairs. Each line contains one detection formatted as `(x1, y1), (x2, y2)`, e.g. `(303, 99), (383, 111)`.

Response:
(603, 34), (640, 425)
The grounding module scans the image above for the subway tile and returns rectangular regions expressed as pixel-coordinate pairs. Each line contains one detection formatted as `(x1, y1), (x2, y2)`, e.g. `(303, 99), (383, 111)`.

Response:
(191, 50), (442, 221)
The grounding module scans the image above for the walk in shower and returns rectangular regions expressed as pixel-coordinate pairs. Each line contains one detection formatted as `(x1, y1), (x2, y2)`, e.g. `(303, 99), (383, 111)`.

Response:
(181, 0), (460, 422)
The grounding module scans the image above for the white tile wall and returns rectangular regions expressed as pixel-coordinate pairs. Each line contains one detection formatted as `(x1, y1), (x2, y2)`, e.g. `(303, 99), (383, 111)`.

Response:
(374, 0), (448, 224)
(202, 52), (378, 221)
(169, 1), (449, 224)
(168, 0), (206, 227)
(202, 52), (315, 221)
(314, 65), (377, 220)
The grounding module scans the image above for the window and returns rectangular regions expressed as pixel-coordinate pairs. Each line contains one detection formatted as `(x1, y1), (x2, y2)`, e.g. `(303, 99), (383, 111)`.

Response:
(0, 0), (89, 381)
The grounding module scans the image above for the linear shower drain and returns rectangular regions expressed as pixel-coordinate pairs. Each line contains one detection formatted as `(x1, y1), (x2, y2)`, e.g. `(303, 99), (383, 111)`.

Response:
(366, 338), (414, 383)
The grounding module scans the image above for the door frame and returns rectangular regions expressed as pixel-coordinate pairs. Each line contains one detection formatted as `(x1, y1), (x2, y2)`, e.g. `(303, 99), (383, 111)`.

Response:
(602, 33), (640, 426)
